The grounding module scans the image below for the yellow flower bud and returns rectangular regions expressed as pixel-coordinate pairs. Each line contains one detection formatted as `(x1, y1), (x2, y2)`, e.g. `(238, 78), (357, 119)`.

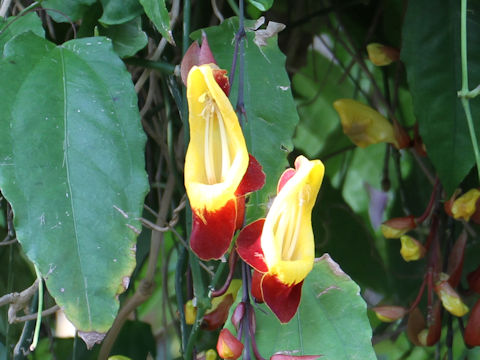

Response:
(185, 299), (197, 325)
(435, 275), (469, 317)
(451, 188), (480, 221)
(380, 216), (417, 239)
(373, 305), (407, 322)
(400, 235), (426, 262)
(206, 349), (217, 360)
(333, 99), (397, 148)
(366, 43), (400, 66)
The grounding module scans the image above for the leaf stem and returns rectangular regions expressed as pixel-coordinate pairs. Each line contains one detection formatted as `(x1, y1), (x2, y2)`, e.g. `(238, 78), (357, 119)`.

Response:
(29, 265), (43, 351)
(458, 0), (480, 183)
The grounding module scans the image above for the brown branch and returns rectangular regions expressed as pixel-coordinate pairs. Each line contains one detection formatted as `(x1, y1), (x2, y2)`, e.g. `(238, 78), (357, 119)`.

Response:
(13, 305), (59, 323)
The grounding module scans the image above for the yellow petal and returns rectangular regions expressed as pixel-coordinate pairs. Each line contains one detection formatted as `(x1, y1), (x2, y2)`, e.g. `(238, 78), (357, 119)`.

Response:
(333, 99), (397, 148)
(185, 65), (249, 213)
(436, 277), (469, 317)
(262, 156), (325, 286)
(366, 43), (399, 66)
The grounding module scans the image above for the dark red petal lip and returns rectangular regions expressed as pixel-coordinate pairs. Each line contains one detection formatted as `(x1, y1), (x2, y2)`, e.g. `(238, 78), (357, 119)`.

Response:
(190, 199), (236, 260)
(261, 274), (303, 323)
(236, 154), (266, 196)
(236, 219), (268, 273)
(251, 270), (265, 303)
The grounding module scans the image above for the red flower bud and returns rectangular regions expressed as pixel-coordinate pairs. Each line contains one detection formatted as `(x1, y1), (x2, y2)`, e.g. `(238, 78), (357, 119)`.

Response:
(465, 298), (480, 346)
(271, 355), (322, 360)
(407, 303), (442, 346)
(366, 43), (400, 66)
(203, 294), (235, 331)
(447, 231), (467, 288)
(231, 302), (245, 332)
(372, 306), (407, 322)
(216, 329), (243, 360)
(467, 264), (480, 294)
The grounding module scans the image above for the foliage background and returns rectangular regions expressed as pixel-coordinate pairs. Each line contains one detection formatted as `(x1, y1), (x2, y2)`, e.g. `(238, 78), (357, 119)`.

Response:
(0, 0), (479, 359)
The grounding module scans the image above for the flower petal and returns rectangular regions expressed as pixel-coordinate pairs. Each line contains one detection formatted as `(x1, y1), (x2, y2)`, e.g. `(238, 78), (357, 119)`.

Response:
(251, 270), (264, 303)
(261, 273), (303, 323)
(236, 154), (266, 196)
(236, 219), (268, 272)
(191, 199), (237, 260)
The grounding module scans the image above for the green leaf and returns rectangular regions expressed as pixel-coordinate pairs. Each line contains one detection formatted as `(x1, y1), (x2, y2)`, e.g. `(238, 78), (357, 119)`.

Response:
(230, 255), (376, 359)
(0, 13), (44, 54)
(193, 18), (299, 221)
(139, 0), (174, 45)
(99, 0), (143, 25)
(247, 0), (274, 12)
(41, 0), (96, 22)
(0, 33), (148, 333)
(99, 17), (148, 57)
(401, 0), (480, 194)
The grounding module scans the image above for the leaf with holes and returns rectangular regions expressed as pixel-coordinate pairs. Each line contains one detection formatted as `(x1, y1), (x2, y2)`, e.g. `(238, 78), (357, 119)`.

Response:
(225, 255), (376, 359)
(0, 33), (148, 334)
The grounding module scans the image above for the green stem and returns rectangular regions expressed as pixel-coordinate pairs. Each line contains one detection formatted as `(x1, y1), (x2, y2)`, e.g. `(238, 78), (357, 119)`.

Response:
(459, 0), (480, 182)
(29, 266), (43, 351)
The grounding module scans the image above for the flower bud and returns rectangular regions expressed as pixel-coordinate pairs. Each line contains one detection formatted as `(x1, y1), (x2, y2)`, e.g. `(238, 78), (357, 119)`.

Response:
(270, 355), (322, 360)
(465, 298), (480, 347)
(451, 188), (480, 221)
(206, 349), (218, 360)
(446, 231), (467, 288)
(203, 294), (234, 330)
(400, 235), (426, 262)
(181, 32), (217, 86)
(185, 299), (197, 325)
(380, 216), (416, 239)
(231, 302), (245, 332)
(393, 119), (411, 149)
(373, 306), (407, 322)
(216, 329), (243, 360)
(366, 43), (400, 66)
(467, 264), (480, 294)
(435, 274), (469, 317)
(333, 99), (397, 148)
(407, 303), (442, 347)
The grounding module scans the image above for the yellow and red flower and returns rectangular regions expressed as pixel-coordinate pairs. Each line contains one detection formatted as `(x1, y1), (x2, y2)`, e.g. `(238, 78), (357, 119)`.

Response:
(185, 64), (265, 260)
(236, 156), (324, 323)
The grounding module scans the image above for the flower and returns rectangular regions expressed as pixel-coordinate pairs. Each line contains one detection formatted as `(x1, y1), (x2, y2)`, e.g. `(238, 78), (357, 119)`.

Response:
(203, 279), (242, 330)
(366, 43), (400, 66)
(236, 156), (325, 323)
(400, 235), (426, 262)
(216, 329), (243, 360)
(380, 215), (416, 239)
(333, 99), (397, 148)
(451, 188), (480, 221)
(185, 64), (265, 260)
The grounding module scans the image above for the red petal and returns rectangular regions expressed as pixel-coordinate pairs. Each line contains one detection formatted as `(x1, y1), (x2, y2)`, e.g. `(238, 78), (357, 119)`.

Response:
(235, 197), (245, 230)
(277, 168), (296, 193)
(251, 270), (264, 303)
(198, 32), (216, 65)
(190, 199), (236, 260)
(261, 274), (303, 323)
(236, 219), (268, 272)
(213, 68), (230, 96)
(217, 328), (244, 360)
(271, 355), (322, 360)
(236, 155), (266, 196)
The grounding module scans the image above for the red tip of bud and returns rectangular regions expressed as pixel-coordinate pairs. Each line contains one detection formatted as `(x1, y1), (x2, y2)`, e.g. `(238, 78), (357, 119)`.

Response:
(203, 294), (235, 331)
(413, 123), (427, 156)
(216, 329), (244, 360)
(393, 119), (411, 149)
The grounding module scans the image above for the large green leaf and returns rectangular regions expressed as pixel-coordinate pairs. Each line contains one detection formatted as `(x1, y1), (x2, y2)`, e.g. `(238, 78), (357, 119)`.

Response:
(402, 0), (480, 194)
(0, 33), (148, 334)
(98, 17), (148, 58)
(139, 0), (174, 44)
(99, 0), (143, 25)
(41, 0), (96, 22)
(0, 12), (44, 54)
(193, 18), (299, 221)
(227, 255), (376, 359)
